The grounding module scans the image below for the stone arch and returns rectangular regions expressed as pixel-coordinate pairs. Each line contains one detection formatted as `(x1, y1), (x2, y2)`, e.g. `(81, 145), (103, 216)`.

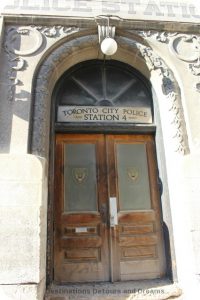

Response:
(30, 31), (189, 158)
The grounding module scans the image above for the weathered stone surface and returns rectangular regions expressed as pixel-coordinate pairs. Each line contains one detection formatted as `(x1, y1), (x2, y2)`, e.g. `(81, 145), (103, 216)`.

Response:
(0, 278), (45, 300)
(0, 154), (47, 299)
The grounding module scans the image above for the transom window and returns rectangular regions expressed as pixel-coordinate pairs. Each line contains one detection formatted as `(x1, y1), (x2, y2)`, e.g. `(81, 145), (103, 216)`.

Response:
(54, 60), (153, 111)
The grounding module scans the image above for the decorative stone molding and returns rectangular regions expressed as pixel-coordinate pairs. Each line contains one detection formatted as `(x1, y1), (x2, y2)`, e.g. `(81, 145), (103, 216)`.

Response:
(137, 44), (189, 155)
(4, 25), (79, 101)
(168, 34), (200, 93)
(169, 35), (200, 62)
(138, 31), (200, 93)
(6, 26), (43, 56)
(137, 31), (177, 43)
(34, 25), (79, 38)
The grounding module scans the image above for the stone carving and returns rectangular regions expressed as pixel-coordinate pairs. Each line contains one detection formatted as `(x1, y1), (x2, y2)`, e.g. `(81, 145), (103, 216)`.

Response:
(5, 26), (43, 56)
(138, 44), (189, 155)
(140, 31), (200, 93)
(169, 34), (200, 93)
(4, 54), (26, 101)
(98, 25), (116, 43)
(35, 25), (79, 38)
(5, 25), (79, 57)
(8, 78), (23, 102)
(137, 31), (152, 38)
(195, 83), (200, 93)
(11, 57), (26, 71)
(138, 45), (164, 71)
(123, 30), (200, 96)
(169, 35), (200, 62)
(138, 45), (175, 94)
(189, 59), (200, 76)
(138, 31), (177, 43)
(167, 91), (187, 154)
(4, 25), (79, 101)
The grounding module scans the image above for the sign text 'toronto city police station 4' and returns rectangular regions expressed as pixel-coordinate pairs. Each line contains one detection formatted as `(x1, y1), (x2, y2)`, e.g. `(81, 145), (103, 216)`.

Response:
(57, 106), (152, 123)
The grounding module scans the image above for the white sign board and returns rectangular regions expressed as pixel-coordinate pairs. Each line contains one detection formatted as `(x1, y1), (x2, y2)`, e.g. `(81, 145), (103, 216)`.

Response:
(75, 227), (88, 233)
(57, 106), (152, 124)
(0, 1), (200, 23)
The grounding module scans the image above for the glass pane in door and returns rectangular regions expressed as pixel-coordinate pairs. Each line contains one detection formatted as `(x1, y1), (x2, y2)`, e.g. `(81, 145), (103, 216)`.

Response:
(116, 143), (151, 210)
(64, 144), (97, 212)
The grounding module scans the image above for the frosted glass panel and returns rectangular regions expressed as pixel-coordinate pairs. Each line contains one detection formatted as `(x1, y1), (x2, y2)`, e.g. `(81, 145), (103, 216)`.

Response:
(116, 143), (151, 210)
(64, 144), (97, 212)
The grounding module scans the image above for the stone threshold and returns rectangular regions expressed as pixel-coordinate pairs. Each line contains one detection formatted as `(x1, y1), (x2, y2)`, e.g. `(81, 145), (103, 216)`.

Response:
(45, 279), (182, 300)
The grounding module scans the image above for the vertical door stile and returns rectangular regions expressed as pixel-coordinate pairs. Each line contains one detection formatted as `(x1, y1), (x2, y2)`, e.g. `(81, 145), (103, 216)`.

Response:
(106, 135), (121, 282)
(54, 137), (64, 277)
(97, 134), (110, 280)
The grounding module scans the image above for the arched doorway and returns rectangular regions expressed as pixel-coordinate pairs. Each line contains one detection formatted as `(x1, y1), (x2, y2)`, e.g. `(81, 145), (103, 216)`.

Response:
(52, 60), (166, 283)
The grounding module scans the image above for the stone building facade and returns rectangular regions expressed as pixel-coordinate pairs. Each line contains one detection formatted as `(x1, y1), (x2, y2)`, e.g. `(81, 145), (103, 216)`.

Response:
(0, 1), (200, 300)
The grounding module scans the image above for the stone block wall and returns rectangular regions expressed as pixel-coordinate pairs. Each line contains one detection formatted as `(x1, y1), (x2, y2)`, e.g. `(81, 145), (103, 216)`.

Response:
(0, 155), (47, 300)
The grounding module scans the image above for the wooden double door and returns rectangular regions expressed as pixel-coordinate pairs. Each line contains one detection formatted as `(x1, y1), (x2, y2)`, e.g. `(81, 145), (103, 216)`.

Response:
(54, 134), (166, 283)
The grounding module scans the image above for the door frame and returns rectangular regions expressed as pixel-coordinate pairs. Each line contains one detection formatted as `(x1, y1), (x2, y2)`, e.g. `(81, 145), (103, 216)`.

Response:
(48, 126), (156, 285)
(51, 130), (167, 284)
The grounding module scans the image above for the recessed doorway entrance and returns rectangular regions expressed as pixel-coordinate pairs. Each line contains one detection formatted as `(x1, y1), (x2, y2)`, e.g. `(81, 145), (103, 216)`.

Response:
(54, 133), (166, 283)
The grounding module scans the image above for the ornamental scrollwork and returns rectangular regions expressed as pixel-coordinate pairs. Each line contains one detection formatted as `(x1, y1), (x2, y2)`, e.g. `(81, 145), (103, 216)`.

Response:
(138, 44), (189, 155)
(138, 31), (177, 43)
(5, 26), (43, 56)
(33, 25), (79, 38)
(169, 35), (200, 62)
(189, 58), (200, 76)
(139, 31), (200, 93)
(4, 25), (79, 101)
(138, 45), (175, 94)
(169, 34), (200, 92)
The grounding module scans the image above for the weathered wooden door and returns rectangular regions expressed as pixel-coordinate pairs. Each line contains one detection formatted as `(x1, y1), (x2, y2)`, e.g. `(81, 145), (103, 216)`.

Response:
(54, 134), (166, 283)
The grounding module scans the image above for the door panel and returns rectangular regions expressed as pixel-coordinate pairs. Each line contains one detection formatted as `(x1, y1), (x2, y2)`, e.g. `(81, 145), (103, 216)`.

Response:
(54, 134), (166, 283)
(64, 143), (98, 212)
(116, 143), (151, 210)
(106, 135), (166, 281)
(54, 134), (110, 283)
